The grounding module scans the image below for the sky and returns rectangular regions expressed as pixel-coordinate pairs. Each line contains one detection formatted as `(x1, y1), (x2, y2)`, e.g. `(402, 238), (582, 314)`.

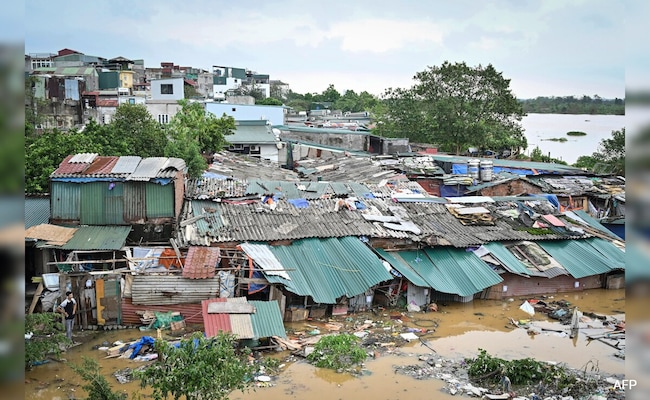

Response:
(23, 0), (636, 99)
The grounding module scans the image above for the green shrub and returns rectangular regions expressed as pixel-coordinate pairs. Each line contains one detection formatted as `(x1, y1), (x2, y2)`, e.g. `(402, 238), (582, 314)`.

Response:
(567, 131), (587, 136)
(307, 333), (367, 371)
(25, 312), (70, 369)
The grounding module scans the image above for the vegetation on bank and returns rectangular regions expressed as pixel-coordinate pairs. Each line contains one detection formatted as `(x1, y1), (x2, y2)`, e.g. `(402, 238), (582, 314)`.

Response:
(25, 313), (71, 369)
(519, 95), (624, 115)
(306, 333), (368, 371)
(567, 131), (587, 136)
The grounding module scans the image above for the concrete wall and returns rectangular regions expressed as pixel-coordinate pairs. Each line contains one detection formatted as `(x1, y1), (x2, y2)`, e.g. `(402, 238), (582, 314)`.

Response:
(150, 78), (184, 101)
(281, 131), (367, 152)
(205, 103), (284, 125)
(144, 101), (183, 124)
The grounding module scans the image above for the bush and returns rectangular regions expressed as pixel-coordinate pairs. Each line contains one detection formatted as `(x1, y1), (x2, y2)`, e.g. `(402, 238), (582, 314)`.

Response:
(566, 131), (587, 136)
(307, 333), (367, 371)
(25, 312), (70, 369)
(70, 357), (126, 400)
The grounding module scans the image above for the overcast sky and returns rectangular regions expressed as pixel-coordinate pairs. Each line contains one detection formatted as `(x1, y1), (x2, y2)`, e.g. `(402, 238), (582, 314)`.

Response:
(24, 0), (633, 99)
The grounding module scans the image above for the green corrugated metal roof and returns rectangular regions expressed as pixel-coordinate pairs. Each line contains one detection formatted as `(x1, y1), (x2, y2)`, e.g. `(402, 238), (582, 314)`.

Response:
(538, 240), (614, 278)
(425, 248), (503, 296)
(25, 198), (50, 228)
(249, 300), (287, 338)
(375, 249), (430, 287)
(583, 238), (625, 269)
(483, 242), (531, 276)
(263, 237), (392, 304)
(229, 125), (278, 144)
(61, 226), (131, 250)
(394, 248), (502, 297)
(570, 210), (617, 237)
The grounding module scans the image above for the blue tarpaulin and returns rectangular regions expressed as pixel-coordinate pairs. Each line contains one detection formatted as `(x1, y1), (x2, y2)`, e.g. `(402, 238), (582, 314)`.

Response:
(288, 198), (309, 208)
(128, 336), (155, 359)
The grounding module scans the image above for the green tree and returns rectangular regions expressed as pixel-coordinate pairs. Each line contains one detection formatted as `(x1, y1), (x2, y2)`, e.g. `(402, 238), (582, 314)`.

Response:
(320, 84), (341, 103)
(164, 100), (235, 177)
(109, 104), (167, 157)
(573, 155), (598, 171)
(380, 62), (527, 154)
(137, 332), (255, 400)
(70, 357), (126, 400)
(256, 97), (283, 106)
(25, 313), (70, 369)
(592, 127), (625, 175)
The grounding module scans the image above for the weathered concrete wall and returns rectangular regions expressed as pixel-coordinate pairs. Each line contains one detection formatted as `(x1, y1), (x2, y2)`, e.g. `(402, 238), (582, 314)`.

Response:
(486, 273), (603, 300)
(478, 180), (542, 197)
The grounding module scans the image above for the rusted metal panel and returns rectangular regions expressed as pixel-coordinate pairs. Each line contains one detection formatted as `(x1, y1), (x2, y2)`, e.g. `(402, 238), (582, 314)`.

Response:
(498, 273), (604, 298)
(131, 275), (220, 305)
(121, 297), (203, 326)
(123, 182), (147, 223)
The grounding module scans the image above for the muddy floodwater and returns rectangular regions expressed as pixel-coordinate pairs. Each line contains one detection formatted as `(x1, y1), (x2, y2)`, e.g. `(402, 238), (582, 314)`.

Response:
(25, 289), (625, 400)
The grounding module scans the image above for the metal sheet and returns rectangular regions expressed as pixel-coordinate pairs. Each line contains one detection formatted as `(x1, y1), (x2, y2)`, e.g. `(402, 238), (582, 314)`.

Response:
(131, 275), (221, 305)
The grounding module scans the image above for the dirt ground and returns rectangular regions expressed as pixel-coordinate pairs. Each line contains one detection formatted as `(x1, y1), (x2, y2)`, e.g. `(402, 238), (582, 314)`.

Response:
(25, 288), (625, 400)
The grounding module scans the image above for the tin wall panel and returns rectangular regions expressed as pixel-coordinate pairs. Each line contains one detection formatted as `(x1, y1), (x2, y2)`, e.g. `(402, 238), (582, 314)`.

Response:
(51, 182), (80, 223)
(146, 183), (174, 218)
(123, 182), (147, 223)
(131, 275), (221, 305)
(80, 182), (105, 225)
(104, 182), (125, 225)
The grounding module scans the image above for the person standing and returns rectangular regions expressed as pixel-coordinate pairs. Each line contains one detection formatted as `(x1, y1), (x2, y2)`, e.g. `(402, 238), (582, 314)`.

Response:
(57, 291), (77, 340)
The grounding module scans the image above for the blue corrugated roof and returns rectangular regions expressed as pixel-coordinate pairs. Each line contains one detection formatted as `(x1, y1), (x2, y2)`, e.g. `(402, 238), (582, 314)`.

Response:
(252, 237), (392, 304)
(428, 154), (585, 174)
(538, 240), (615, 278)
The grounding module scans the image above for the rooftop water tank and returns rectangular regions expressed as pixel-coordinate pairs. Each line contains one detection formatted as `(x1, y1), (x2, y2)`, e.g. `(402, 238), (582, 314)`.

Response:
(480, 160), (494, 182)
(467, 159), (480, 180)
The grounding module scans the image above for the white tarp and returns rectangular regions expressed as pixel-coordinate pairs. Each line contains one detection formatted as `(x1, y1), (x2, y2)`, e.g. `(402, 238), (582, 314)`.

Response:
(240, 242), (291, 280)
(519, 300), (535, 316)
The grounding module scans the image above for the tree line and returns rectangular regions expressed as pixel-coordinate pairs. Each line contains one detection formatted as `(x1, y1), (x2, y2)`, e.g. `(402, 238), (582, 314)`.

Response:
(519, 95), (624, 115)
(25, 100), (235, 193)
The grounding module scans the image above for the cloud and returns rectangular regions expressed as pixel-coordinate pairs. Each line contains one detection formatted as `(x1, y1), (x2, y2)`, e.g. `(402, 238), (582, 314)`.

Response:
(326, 19), (446, 53)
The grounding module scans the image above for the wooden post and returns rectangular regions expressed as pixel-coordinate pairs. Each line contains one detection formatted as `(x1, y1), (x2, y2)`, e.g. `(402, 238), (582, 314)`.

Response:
(28, 282), (44, 314)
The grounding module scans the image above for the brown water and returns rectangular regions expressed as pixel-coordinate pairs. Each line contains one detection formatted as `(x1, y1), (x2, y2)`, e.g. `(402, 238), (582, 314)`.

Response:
(25, 289), (624, 400)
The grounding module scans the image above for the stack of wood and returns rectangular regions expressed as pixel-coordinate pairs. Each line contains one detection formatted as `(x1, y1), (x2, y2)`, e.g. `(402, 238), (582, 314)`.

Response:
(445, 204), (495, 226)
(136, 310), (156, 326)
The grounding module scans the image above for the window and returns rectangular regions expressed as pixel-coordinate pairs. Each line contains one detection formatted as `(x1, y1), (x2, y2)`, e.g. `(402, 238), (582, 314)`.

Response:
(158, 114), (169, 124)
(160, 84), (174, 94)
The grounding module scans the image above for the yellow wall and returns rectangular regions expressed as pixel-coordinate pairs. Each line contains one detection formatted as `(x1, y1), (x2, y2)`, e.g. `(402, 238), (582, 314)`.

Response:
(119, 70), (135, 89)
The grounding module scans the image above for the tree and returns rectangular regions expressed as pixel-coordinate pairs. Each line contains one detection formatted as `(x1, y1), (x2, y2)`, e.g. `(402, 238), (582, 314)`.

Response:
(25, 313), (70, 369)
(137, 332), (255, 400)
(256, 97), (283, 106)
(592, 127), (625, 175)
(320, 84), (341, 103)
(164, 100), (235, 177)
(109, 104), (167, 157)
(379, 61), (527, 154)
(70, 357), (126, 400)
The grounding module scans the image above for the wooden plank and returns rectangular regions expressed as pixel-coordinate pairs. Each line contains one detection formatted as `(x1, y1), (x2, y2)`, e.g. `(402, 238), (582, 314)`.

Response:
(28, 282), (44, 314)
(96, 279), (105, 325)
(207, 302), (256, 314)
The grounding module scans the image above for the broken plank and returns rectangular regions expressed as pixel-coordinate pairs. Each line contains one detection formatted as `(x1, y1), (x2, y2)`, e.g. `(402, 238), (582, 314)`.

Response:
(207, 302), (256, 314)
(28, 282), (44, 314)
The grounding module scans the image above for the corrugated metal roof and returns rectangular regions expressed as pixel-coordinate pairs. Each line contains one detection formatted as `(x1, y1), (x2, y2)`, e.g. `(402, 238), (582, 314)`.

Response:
(393, 248), (503, 297)
(246, 180), (331, 199)
(375, 249), (430, 287)
(128, 157), (169, 181)
(161, 158), (186, 174)
(60, 225), (131, 250)
(83, 156), (119, 175)
(427, 154), (586, 174)
(583, 238), (625, 269)
(568, 210), (618, 238)
(538, 240), (615, 278)
(240, 243), (291, 280)
(483, 242), (530, 276)
(249, 300), (287, 338)
(53, 154), (92, 175)
(183, 247), (220, 279)
(253, 237), (393, 304)
(132, 275), (221, 305)
(69, 153), (98, 163)
(201, 298), (286, 339)
(112, 156), (142, 174)
(25, 197), (50, 228)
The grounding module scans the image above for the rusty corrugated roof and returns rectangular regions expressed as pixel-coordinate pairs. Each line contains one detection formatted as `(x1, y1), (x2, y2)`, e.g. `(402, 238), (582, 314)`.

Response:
(121, 297), (204, 326)
(202, 298), (232, 338)
(83, 156), (119, 175)
(183, 247), (220, 279)
(53, 154), (92, 175)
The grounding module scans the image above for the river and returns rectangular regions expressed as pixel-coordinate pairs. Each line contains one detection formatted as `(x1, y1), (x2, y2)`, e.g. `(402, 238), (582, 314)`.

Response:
(25, 288), (625, 400)
(521, 113), (625, 165)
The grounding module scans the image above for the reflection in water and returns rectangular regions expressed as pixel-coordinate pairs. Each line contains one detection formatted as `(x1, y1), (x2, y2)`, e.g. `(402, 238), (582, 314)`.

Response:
(25, 289), (624, 400)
